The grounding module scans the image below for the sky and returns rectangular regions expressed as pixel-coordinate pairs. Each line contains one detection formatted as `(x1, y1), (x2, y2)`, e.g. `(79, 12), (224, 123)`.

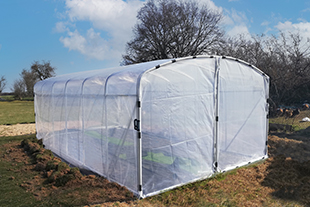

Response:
(0, 0), (310, 92)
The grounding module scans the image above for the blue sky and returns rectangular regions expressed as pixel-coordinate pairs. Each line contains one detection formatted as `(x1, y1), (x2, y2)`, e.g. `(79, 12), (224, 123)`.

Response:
(0, 0), (310, 92)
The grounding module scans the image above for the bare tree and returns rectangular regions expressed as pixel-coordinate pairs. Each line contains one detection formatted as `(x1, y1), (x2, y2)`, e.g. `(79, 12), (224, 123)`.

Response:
(21, 69), (37, 97)
(0, 75), (6, 94)
(31, 60), (56, 81)
(12, 79), (25, 100)
(122, 0), (224, 65)
(12, 61), (56, 99)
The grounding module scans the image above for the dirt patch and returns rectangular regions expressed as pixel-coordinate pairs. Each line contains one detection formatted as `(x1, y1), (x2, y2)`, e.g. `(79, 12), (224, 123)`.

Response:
(0, 123), (36, 137)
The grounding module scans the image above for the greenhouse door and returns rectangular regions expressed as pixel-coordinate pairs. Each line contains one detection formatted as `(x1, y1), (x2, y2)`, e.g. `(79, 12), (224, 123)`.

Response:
(217, 58), (268, 171)
(139, 58), (216, 197)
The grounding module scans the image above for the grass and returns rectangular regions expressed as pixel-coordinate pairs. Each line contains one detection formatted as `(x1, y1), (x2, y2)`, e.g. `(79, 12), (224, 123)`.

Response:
(0, 95), (34, 102)
(269, 110), (310, 131)
(0, 101), (35, 125)
(0, 95), (15, 101)
(0, 135), (43, 207)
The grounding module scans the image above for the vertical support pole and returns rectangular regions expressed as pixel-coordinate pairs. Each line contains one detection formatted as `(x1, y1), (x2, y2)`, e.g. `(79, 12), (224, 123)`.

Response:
(51, 82), (56, 154)
(103, 94), (108, 178)
(136, 70), (146, 198)
(213, 57), (221, 172)
(81, 81), (85, 165)
(135, 100), (143, 198)
(265, 77), (270, 157)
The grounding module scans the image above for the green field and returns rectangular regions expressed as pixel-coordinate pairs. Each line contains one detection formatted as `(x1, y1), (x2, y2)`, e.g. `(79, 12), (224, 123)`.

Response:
(0, 101), (35, 125)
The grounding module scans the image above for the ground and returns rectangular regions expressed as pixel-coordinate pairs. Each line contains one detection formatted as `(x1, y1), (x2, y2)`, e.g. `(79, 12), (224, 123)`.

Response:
(1, 124), (310, 206)
(0, 123), (36, 137)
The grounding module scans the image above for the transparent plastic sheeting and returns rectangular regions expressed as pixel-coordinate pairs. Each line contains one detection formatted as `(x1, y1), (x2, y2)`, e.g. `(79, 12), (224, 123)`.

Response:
(34, 56), (269, 198)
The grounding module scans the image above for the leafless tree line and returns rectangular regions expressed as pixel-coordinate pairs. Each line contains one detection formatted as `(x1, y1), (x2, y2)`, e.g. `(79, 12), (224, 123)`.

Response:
(214, 33), (310, 106)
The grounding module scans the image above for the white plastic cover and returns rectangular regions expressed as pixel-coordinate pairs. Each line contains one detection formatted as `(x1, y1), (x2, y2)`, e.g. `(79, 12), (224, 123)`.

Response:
(217, 59), (269, 172)
(140, 58), (216, 196)
(34, 56), (269, 198)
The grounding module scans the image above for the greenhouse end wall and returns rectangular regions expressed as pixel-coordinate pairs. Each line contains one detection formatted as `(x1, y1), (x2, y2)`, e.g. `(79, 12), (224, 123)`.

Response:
(34, 56), (269, 198)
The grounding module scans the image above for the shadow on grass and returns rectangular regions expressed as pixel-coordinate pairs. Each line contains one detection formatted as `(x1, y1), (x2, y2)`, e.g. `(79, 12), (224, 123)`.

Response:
(262, 156), (310, 205)
(262, 132), (310, 205)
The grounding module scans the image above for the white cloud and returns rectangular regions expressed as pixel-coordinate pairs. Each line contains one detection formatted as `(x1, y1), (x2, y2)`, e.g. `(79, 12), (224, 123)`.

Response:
(54, 8), (67, 20)
(297, 18), (307, 23)
(60, 28), (113, 60)
(56, 0), (144, 61)
(276, 21), (310, 31)
(230, 9), (247, 24)
(221, 8), (251, 38)
(54, 22), (69, 33)
(64, 0), (143, 38)
(221, 14), (234, 25)
(197, 0), (223, 13)
(261, 21), (269, 27)
(302, 8), (310, 13)
(275, 21), (310, 40)
(260, 21), (273, 34)
(227, 25), (250, 38)
(275, 21), (310, 35)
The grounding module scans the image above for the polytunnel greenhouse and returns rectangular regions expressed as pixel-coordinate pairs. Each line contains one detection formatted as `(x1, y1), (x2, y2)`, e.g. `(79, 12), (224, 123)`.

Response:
(34, 55), (269, 198)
